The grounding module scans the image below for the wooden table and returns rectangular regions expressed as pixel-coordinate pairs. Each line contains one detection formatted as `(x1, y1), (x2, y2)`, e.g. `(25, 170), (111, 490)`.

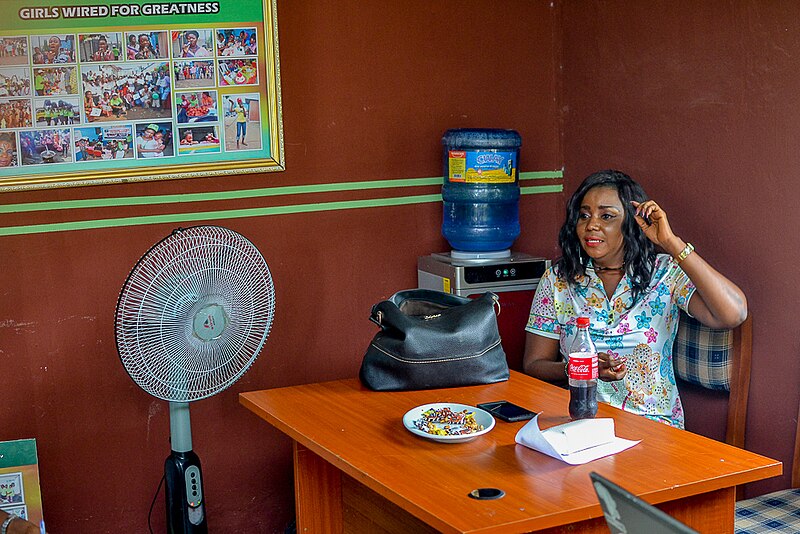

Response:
(240, 371), (781, 533)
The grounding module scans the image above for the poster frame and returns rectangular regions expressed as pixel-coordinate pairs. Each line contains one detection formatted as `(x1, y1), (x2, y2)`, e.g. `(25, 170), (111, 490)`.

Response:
(0, 0), (284, 192)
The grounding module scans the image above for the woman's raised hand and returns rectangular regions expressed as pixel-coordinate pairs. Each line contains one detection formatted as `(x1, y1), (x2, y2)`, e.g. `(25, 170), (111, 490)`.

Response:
(631, 200), (677, 249)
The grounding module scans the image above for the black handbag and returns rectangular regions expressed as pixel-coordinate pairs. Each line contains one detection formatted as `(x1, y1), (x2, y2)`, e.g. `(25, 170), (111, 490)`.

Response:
(359, 289), (509, 391)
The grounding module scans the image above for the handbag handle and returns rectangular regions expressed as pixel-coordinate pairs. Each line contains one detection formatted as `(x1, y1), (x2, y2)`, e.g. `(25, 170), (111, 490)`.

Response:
(491, 292), (501, 317)
(369, 290), (500, 327)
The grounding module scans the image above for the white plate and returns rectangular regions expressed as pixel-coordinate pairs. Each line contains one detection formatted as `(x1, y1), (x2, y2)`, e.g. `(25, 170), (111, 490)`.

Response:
(403, 403), (495, 443)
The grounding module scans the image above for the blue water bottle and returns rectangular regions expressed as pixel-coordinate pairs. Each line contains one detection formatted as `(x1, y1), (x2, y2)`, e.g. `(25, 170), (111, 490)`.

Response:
(441, 128), (522, 253)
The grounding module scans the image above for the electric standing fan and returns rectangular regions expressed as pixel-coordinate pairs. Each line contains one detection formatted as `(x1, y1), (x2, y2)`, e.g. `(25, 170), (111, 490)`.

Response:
(114, 225), (275, 533)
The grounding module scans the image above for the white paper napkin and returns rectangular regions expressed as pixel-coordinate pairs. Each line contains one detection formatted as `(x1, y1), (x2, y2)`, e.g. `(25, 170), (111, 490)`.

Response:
(514, 414), (640, 465)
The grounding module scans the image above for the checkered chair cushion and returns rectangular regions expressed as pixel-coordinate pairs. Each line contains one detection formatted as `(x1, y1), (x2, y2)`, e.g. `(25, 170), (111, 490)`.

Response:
(735, 488), (800, 533)
(673, 313), (732, 391)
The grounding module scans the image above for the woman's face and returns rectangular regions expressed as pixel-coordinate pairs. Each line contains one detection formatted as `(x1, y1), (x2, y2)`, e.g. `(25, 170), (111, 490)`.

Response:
(98, 39), (108, 50)
(139, 35), (150, 47)
(0, 140), (14, 166)
(48, 36), (61, 51)
(576, 186), (626, 267)
(186, 33), (197, 46)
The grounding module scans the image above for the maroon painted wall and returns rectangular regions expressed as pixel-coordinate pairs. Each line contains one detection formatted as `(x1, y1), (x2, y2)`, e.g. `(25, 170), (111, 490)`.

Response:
(561, 1), (800, 496)
(13, 1), (795, 529)
(0, 2), (562, 532)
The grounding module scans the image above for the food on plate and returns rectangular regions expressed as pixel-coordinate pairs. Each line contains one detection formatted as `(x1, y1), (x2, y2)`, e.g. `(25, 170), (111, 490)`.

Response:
(413, 406), (485, 436)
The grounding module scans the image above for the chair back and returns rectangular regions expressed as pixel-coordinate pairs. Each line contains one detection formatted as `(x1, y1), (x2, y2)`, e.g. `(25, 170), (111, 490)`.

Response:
(673, 313), (752, 449)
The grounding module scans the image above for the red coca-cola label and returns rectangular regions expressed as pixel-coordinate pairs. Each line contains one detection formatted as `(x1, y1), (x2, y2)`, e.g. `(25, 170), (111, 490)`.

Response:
(568, 353), (598, 380)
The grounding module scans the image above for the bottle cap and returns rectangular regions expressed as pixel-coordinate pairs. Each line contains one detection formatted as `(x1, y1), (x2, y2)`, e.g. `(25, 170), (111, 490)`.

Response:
(576, 317), (590, 328)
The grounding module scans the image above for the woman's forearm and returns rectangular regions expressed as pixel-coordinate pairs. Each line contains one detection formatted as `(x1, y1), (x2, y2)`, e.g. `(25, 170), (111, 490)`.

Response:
(522, 333), (566, 385)
(664, 236), (747, 328)
(524, 358), (568, 384)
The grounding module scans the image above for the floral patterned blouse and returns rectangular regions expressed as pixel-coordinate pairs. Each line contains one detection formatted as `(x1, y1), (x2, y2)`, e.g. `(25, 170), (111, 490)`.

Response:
(526, 254), (696, 427)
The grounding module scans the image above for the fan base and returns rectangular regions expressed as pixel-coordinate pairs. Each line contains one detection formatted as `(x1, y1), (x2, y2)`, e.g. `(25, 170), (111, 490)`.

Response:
(165, 450), (208, 534)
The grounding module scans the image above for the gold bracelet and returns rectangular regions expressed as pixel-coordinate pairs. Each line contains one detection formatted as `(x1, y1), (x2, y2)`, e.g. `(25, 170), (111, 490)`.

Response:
(677, 242), (694, 262)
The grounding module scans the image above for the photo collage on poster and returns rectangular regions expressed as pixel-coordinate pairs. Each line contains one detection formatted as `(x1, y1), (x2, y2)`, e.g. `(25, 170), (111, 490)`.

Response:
(0, 27), (263, 170)
(0, 471), (27, 520)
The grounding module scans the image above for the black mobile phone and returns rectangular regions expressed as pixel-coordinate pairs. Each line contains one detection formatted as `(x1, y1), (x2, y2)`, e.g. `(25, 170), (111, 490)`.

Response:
(476, 400), (538, 423)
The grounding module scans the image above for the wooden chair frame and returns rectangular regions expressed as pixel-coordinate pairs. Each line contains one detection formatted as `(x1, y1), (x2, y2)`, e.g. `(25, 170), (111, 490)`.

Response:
(726, 314), (753, 449)
(792, 398), (800, 489)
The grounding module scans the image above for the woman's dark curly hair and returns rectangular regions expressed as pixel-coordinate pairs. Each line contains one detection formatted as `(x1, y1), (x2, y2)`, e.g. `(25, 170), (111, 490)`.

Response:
(555, 169), (656, 303)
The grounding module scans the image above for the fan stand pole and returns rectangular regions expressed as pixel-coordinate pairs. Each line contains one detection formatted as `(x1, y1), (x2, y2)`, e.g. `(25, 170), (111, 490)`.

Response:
(165, 402), (208, 534)
(170, 402), (193, 453)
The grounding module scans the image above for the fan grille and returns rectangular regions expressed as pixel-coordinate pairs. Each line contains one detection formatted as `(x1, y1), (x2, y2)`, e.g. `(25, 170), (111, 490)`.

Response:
(115, 226), (275, 402)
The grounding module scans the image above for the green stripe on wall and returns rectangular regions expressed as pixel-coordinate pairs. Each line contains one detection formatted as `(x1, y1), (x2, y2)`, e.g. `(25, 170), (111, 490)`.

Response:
(0, 171), (562, 214)
(0, 171), (563, 236)
(0, 193), (439, 236)
(521, 184), (563, 195)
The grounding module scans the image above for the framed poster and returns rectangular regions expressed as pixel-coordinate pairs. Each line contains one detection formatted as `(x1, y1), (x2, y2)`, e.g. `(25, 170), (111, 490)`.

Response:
(0, 439), (44, 528)
(0, 0), (283, 191)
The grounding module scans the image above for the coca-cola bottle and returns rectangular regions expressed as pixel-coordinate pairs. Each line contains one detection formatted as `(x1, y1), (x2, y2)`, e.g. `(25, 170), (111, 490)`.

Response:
(568, 316), (598, 419)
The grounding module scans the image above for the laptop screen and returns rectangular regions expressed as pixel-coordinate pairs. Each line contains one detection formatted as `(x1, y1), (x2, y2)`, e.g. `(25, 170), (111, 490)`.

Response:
(590, 472), (699, 534)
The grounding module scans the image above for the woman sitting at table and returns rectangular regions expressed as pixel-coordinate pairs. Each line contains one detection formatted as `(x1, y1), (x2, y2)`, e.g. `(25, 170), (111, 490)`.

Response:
(522, 169), (747, 428)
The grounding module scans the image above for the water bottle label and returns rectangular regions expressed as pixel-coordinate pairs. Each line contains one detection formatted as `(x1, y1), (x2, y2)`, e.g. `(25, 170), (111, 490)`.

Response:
(568, 353), (598, 380)
(448, 149), (517, 184)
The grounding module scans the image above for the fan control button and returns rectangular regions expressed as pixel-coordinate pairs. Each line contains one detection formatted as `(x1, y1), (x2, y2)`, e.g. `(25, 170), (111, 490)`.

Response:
(185, 465), (203, 508)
